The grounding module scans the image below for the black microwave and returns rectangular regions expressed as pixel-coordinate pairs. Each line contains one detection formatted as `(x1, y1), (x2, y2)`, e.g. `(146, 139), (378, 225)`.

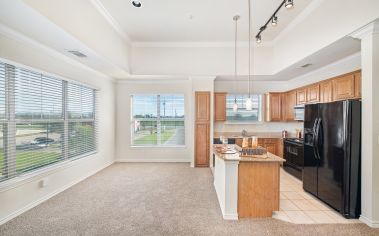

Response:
(294, 105), (305, 121)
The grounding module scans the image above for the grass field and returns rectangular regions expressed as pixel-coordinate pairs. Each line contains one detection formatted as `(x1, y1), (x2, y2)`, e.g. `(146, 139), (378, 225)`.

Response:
(134, 129), (175, 145)
(0, 149), (61, 176)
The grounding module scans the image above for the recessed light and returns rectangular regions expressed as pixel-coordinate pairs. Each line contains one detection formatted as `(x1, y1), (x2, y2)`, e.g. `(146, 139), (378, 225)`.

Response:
(132, 1), (141, 8)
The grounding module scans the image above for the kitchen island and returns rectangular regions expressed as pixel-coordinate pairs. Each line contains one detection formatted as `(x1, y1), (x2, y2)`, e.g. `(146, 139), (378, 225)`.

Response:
(213, 144), (285, 220)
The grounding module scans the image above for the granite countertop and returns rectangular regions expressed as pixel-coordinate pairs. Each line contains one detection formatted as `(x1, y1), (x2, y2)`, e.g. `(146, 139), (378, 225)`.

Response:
(214, 132), (287, 139)
(213, 144), (285, 163)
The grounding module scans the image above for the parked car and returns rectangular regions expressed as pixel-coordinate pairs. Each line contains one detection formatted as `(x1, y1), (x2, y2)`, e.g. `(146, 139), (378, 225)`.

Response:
(31, 137), (55, 147)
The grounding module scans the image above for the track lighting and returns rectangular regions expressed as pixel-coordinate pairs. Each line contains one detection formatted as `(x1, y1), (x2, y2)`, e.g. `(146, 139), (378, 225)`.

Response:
(271, 16), (278, 26)
(256, 35), (261, 44)
(285, 0), (294, 9)
(255, 0), (295, 43)
(132, 1), (142, 8)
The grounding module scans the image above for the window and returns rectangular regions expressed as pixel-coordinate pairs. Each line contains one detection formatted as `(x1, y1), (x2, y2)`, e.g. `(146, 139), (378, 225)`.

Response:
(226, 94), (263, 122)
(0, 60), (97, 182)
(131, 95), (185, 146)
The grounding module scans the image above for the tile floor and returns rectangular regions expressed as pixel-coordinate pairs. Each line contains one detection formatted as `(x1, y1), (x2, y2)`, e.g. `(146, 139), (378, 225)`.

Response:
(272, 168), (361, 224)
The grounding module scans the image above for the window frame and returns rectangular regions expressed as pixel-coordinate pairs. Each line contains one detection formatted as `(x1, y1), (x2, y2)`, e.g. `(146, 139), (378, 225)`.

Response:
(0, 59), (97, 185)
(130, 94), (186, 148)
(225, 94), (264, 124)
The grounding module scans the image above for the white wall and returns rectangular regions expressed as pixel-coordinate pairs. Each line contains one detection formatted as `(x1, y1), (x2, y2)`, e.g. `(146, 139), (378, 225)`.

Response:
(0, 31), (116, 223)
(115, 77), (214, 166)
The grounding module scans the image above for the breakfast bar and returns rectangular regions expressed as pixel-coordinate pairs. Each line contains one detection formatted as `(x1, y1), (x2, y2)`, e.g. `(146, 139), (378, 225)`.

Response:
(213, 144), (285, 220)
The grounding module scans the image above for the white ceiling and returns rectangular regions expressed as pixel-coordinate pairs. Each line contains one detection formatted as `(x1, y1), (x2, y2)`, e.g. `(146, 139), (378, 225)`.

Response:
(99, 0), (313, 42)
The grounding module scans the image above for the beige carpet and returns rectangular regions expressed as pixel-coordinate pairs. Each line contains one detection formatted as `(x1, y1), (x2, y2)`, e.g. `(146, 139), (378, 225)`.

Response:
(0, 163), (378, 236)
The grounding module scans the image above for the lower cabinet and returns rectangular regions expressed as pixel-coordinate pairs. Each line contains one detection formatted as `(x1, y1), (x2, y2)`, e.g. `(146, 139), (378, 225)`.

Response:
(195, 123), (209, 167)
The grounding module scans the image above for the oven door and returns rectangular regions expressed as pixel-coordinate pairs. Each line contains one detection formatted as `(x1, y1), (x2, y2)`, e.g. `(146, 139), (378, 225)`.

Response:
(284, 141), (304, 180)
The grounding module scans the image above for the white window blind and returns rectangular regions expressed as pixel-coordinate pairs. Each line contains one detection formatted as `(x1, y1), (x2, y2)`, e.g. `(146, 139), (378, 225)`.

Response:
(0, 61), (97, 182)
(131, 94), (185, 146)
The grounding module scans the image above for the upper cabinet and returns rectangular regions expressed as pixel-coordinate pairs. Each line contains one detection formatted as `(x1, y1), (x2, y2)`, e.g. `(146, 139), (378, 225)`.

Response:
(284, 90), (296, 121)
(195, 92), (210, 122)
(296, 88), (307, 105)
(354, 72), (361, 98)
(332, 74), (355, 101)
(266, 93), (282, 122)
(320, 80), (333, 103)
(306, 84), (320, 103)
(214, 92), (226, 121)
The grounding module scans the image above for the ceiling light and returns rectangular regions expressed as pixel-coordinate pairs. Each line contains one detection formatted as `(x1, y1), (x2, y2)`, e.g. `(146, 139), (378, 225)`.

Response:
(285, 0), (294, 9)
(256, 35), (261, 44)
(271, 16), (278, 26)
(132, 1), (141, 8)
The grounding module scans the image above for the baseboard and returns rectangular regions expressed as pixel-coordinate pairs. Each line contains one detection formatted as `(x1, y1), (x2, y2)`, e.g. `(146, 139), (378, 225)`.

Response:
(0, 160), (114, 225)
(359, 215), (379, 228)
(116, 158), (191, 163)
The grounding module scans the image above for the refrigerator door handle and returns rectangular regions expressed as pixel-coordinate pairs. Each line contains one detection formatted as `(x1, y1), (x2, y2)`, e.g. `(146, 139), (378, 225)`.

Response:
(312, 118), (320, 159)
(315, 118), (322, 160)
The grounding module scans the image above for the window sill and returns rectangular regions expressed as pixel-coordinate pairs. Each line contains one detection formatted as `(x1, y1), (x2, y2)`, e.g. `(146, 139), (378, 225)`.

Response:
(223, 121), (265, 125)
(0, 151), (97, 193)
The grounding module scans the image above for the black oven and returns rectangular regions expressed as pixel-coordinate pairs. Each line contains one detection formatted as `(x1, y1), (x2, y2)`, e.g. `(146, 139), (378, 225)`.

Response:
(283, 138), (304, 180)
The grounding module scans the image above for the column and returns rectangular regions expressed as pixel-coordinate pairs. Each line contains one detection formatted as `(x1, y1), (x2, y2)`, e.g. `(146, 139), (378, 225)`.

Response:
(352, 20), (379, 228)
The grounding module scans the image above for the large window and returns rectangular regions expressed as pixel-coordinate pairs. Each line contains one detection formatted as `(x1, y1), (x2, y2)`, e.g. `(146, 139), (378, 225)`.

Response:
(0, 61), (97, 182)
(131, 95), (185, 146)
(226, 94), (263, 122)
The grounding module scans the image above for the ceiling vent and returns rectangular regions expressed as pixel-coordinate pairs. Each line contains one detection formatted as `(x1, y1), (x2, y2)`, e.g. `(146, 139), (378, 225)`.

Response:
(67, 50), (87, 58)
(301, 63), (312, 68)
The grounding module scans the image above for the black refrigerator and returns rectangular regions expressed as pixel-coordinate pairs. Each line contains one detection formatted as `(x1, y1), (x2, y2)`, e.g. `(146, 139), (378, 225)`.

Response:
(303, 100), (361, 218)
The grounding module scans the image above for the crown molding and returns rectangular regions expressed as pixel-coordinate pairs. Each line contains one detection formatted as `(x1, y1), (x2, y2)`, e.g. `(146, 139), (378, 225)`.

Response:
(90, 0), (132, 44)
(350, 19), (379, 39)
(0, 23), (115, 84)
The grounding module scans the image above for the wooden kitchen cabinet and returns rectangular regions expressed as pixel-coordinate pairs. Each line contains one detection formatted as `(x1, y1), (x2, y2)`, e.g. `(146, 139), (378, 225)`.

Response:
(306, 84), (320, 103)
(354, 72), (361, 98)
(332, 74), (355, 101)
(195, 92), (210, 167)
(320, 80), (333, 103)
(266, 93), (282, 122)
(214, 92), (227, 121)
(277, 139), (284, 158)
(296, 88), (307, 105)
(284, 90), (296, 121)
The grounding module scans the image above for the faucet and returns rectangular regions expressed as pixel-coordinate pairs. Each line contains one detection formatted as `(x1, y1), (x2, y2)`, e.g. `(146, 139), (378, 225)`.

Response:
(242, 129), (248, 137)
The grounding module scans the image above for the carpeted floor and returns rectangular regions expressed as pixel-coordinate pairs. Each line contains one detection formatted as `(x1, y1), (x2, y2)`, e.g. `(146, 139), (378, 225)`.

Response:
(0, 163), (378, 236)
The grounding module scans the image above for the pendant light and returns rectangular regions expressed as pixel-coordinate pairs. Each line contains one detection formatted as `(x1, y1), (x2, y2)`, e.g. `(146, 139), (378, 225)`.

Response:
(245, 0), (253, 111)
(233, 15), (240, 113)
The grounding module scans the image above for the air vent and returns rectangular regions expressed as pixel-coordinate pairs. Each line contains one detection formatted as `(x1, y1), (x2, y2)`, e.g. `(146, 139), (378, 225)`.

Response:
(67, 50), (87, 58)
(301, 63), (312, 68)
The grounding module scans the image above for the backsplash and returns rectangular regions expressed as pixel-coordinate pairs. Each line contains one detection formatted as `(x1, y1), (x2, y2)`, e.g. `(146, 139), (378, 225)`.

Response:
(213, 122), (303, 137)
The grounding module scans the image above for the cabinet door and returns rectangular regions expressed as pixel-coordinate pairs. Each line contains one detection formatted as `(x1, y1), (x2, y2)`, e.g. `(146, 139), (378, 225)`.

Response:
(235, 138), (243, 147)
(332, 74), (355, 101)
(195, 92), (210, 122)
(195, 123), (209, 167)
(320, 80), (333, 103)
(267, 93), (282, 121)
(354, 72), (361, 98)
(214, 92), (226, 121)
(306, 84), (320, 103)
(265, 143), (277, 155)
(277, 139), (284, 158)
(296, 88), (307, 105)
(285, 91), (296, 121)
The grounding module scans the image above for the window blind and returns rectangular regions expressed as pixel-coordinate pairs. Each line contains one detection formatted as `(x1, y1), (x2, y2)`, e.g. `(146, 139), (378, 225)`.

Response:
(0, 60), (97, 182)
